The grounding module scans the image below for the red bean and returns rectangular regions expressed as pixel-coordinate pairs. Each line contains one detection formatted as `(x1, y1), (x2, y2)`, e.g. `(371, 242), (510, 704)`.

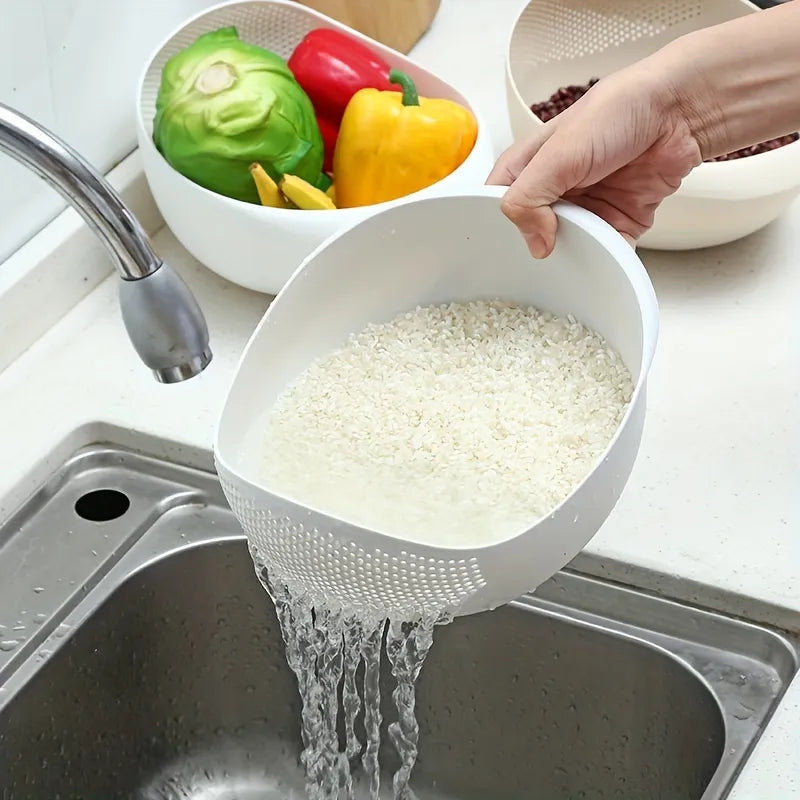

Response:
(705, 133), (799, 161)
(529, 79), (599, 123)
(530, 79), (799, 160)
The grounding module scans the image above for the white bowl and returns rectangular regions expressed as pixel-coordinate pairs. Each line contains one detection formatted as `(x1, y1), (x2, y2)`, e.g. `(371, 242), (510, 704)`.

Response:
(136, 0), (494, 295)
(505, 0), (800, 251)
(215, 186), (659, 618)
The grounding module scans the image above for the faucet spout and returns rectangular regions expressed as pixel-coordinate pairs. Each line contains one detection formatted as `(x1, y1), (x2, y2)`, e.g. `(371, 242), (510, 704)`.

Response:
(0, 102), (211, 383)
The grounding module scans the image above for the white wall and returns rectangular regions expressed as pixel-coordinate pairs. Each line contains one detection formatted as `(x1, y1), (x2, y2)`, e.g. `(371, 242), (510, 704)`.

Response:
(0, 0), (221, 263)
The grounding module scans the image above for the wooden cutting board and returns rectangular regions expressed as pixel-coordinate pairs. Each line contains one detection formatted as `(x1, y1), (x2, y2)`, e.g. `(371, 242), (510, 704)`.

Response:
(294, 0), (441, 53)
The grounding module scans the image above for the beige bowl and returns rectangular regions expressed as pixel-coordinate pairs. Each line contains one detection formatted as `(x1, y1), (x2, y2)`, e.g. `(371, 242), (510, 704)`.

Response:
(505, 0), (800, 250)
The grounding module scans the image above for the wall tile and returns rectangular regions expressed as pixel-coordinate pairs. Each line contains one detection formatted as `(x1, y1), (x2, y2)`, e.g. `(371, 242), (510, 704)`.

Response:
(0, 0), (219, 263)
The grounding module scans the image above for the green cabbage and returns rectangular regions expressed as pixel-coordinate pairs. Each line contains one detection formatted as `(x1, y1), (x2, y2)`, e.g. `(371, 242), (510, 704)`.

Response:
(153, 26), (324, 204)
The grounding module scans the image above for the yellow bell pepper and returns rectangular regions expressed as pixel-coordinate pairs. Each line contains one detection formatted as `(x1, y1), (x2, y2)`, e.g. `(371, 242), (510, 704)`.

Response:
(333, 69), (478, 208)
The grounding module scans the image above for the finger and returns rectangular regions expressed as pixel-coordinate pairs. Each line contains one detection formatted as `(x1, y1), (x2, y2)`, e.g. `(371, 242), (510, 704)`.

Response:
(501, 195), (559, 259)
(486, 120), (557, 186)
(486, 138), (542, 186)
(570, 192), (652, 242)
(499, 134), (583, 258)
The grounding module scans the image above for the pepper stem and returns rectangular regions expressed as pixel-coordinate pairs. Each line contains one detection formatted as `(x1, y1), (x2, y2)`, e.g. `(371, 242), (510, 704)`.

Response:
(389, 69), (419, 107)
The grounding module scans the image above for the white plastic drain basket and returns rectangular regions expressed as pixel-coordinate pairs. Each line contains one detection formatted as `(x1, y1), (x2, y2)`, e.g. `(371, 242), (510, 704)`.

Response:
(136, 0), (493, 295)
(215, 187), (658, 621)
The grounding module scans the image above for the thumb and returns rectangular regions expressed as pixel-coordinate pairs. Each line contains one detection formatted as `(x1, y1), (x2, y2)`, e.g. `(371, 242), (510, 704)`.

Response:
(486, 131), (549, 186)
(487, 117), (561, 186)
(500, 138), (576, 259)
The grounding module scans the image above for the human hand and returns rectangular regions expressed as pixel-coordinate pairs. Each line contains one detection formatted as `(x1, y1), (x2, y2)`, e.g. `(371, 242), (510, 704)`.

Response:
(487, 66), (702, 258)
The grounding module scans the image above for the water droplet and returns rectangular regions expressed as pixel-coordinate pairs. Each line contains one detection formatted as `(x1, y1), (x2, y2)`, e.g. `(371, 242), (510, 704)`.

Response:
(33, 613), (47, 625)
(33, 587), (44, 594)
(55, 623), (71, 638)
(0, 640), (20, 652)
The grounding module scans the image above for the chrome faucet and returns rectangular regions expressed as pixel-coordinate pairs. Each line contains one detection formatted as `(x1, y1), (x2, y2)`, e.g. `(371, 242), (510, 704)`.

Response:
(0, 103), (211, 383)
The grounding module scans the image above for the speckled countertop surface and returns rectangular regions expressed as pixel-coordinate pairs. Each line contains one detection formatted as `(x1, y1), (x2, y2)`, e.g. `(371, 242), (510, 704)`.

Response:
(0, 0), (797, 795)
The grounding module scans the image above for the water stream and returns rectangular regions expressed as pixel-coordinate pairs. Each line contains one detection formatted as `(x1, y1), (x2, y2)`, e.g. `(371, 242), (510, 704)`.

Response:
(255, 562), (446, 800)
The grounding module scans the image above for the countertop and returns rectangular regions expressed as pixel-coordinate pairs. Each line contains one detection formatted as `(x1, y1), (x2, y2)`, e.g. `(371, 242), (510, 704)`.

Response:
(0, 0), (798, 795)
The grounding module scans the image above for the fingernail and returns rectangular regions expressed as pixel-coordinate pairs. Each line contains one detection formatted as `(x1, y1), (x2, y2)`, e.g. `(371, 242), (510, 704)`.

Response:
(530, 234), (548, 259)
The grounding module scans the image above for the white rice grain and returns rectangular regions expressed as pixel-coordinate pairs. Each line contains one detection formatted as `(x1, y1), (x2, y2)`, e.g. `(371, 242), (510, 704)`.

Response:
(260, 300), (633, 546)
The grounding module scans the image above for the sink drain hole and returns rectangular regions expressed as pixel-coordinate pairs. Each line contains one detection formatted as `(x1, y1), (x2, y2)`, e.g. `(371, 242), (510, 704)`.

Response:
(74, 489), (130, 522)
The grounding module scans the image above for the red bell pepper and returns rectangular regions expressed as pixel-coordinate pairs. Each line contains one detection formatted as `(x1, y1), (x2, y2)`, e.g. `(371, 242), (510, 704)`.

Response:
(288, 28), (398, 173)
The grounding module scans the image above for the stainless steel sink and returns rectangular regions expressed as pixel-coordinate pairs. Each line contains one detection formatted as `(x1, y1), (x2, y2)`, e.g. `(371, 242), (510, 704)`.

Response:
(0, 445), (796, 799)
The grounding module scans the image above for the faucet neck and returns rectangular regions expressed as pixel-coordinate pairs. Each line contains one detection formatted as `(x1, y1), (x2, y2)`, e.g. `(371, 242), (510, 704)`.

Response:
(0, 103), (160, 280)
(0, 101), (211, 382)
